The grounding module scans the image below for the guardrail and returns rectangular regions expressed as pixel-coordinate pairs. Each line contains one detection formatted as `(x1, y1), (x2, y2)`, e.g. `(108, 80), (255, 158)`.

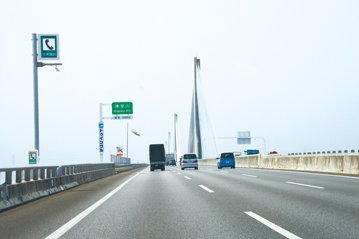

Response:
(0, 164), (114, 186)
(0, 163), (148, 211)
(287, 149), (359, 156)
(0, 166), (58, 185)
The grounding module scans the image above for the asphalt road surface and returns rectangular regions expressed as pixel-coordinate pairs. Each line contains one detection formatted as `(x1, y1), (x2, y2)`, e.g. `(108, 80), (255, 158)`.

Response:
(0, 166), (358, 239)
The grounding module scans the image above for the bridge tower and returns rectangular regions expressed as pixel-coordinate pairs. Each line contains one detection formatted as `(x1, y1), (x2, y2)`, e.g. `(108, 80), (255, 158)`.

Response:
(188, 57), (203, 159)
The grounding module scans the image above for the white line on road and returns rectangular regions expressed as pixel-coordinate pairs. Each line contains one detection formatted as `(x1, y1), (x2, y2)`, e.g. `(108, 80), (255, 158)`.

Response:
(245, 168), (359, 180)
(177, 172), (182, 175)
(199, 185), (214, 193)
(45, 170), (144, 239)
(294, 171), (359, 180)
(242, 174), (257, 178)
(184, 176), (191, 180)
(219, 170), (229, 174)
(286, 181), (324, 189)
(245, 211), (302, 239)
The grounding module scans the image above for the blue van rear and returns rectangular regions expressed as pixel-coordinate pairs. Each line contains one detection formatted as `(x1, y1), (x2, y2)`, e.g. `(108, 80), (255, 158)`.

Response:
(217, 152), (235, 169)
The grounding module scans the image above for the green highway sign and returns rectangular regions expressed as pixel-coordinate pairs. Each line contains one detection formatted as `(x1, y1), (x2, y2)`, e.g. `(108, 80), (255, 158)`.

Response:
(29, 150), (38, 164)
(112, 102), (133, 115)
(38, 34), (59, 60)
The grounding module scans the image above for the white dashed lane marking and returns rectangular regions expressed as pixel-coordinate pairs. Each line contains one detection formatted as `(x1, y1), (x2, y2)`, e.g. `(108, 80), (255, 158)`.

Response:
(245, 211), (302, 239)
(286, 181), (324, 189)
(199, 185), (214, 193)
(242, 174), (257, 178)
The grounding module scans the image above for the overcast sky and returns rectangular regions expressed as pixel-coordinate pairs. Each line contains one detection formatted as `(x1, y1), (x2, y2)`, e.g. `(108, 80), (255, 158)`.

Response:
(1, 0), (359, 167)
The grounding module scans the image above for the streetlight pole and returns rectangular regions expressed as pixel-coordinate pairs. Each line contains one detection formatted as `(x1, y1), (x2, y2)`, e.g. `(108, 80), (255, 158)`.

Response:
(168, 131), (171, 153)
(32, 33), (40, 155)
(126, 122), (129, 158)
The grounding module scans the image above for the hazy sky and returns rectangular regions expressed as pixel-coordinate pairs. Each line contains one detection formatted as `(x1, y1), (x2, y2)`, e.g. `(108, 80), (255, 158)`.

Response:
(1, 0), (359, 167)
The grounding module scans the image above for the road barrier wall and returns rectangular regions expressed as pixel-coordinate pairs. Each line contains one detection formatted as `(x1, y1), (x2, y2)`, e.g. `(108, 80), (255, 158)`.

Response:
(198, 154), (359, 175)
(0, 163), (118, 211)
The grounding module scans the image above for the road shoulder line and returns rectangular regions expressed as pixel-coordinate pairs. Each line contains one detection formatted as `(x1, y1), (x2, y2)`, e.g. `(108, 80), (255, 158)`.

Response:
(45, 169), (144, 239)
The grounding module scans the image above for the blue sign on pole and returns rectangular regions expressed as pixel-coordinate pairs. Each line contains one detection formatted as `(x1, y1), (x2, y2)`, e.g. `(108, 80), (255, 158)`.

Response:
(99, 122), (104, 153)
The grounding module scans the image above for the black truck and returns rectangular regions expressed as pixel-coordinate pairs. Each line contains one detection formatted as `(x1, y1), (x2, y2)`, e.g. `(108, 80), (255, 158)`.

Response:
(149, 144), (166, 171)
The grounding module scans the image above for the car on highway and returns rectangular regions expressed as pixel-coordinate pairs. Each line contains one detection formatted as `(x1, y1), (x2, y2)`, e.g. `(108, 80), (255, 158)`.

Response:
(167, 159), (176, 166)
(181, 153), (198, 170)
(217, 152), (236, 169)
(234, 152), (241, 157)
(165, 153), (176, 166)
(268, 151), (279, 155)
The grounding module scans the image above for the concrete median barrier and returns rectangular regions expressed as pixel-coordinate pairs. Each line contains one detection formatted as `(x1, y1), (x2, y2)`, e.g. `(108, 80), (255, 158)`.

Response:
(198, 154), (359, 176)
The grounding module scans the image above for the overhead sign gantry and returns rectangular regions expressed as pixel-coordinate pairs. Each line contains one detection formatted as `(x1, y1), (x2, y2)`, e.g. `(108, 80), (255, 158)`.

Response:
(99, 102), (133, 162)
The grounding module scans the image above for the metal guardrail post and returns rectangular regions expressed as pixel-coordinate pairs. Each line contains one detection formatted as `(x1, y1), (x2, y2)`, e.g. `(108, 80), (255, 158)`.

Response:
(25, 169), (31, 181)
(33, 169), (39, 180)
(40, 168), (45, 179)
(5, 171), (12, 185)
(46, 168), (52, 178)
(16, 170), (22, 183)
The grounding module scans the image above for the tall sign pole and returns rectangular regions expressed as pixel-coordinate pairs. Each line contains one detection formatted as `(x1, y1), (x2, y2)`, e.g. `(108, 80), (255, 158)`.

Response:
(174, 113), (181, 163)
(32, 33), (40, 154)
(168, 131), (171, 153)
(31, 33), (62, 157)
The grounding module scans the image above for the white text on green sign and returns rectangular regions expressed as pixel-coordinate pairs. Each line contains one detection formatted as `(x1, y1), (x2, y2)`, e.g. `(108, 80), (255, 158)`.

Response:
(112, 102), (133, 115)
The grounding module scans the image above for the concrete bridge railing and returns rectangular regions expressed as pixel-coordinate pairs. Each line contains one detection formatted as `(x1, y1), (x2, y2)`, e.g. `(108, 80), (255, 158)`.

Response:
(199, 154), (359, 175)
(0, 163), (145, 212)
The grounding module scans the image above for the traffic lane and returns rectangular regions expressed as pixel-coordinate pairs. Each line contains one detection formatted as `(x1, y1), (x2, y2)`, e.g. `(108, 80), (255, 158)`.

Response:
(181, 167), (359, 239)
(235, 168), (359, 197)
(0, 167), (146, 239)
(199, 166), (359, 196)
(59, 167), (283, 239)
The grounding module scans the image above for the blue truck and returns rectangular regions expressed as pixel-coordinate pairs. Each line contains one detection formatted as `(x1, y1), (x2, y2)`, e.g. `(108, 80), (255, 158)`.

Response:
(244, 149), (260, 155)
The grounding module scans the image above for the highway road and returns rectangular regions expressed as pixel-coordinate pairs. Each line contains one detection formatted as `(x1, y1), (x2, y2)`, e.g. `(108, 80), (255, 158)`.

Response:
(0, 166), (358, 239)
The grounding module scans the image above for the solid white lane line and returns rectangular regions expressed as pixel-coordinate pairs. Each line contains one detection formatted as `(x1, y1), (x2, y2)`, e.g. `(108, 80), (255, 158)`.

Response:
(286, 181), (324, 189)
(45, 170), (144, 239)
(199, 185), (214, 193)
(177, 172), (182, 175)
(294, 171), (359, 180)
(242, 174), (257, 178)
(245, 211), (302, 239)
(184, 176), (191, 180)
(245, 168), (359, 180)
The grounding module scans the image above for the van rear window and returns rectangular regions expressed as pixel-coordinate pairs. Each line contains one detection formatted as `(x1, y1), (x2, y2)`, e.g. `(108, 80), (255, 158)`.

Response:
(221, 153), (234, 158)
(184, 154), (197, 159)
